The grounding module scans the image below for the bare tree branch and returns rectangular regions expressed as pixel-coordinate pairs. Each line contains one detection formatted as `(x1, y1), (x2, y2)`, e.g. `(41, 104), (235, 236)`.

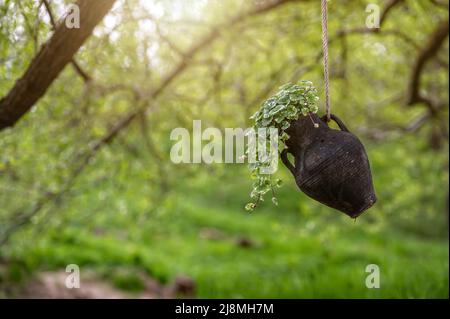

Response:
(406, 18), (449, 111)
(380, 0), (405, 26)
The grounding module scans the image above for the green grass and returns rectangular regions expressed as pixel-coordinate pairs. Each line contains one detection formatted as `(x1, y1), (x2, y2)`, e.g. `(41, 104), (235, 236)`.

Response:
(7, 180), (448, 298)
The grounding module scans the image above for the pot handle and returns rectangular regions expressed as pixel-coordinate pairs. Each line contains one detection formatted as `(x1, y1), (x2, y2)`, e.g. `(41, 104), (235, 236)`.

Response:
(280, 149), (296, 175)
(322, 114), (350, 132)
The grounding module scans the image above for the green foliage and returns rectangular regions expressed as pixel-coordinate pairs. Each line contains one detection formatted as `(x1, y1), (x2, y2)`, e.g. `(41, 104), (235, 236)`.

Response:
(246, 81), (319, 211)
(251, 81), (320, 130)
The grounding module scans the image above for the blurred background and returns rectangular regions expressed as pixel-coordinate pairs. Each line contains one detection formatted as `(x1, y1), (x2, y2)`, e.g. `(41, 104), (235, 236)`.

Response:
(0, 0), (448, 298)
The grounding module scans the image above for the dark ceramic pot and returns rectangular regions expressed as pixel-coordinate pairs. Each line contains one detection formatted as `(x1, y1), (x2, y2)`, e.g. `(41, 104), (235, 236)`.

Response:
(280, 113), (377, 218)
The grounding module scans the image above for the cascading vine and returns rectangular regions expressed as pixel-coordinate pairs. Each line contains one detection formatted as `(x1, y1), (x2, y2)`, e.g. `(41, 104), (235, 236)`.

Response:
(245, 80), (320, 211)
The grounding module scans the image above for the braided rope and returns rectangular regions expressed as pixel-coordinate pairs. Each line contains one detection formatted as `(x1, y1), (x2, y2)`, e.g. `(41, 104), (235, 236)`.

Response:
(321, 0), (331, 122)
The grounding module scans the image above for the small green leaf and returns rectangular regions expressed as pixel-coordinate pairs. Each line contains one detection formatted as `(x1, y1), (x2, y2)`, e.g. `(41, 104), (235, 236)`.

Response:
(245, 203), (256, 211)
(276, 179), (283, 187)
(272, 197), (278, 206)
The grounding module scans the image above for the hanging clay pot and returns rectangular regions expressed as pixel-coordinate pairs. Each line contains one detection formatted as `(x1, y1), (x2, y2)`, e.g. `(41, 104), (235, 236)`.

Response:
(280, 113), (377, 218)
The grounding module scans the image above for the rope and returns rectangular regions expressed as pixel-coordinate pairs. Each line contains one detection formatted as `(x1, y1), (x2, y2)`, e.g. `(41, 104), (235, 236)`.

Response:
(321, 0), (331, 122)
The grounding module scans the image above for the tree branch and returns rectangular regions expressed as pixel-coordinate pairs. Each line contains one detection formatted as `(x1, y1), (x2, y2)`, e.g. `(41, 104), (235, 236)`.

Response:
(380, 0), (405, 26)
(42, 0), (92, 83)
(0, 0), (116, 131)
(406, 18), (449, 110)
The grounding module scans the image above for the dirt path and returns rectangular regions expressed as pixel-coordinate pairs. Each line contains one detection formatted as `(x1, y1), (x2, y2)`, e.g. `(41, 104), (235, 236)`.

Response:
(17, 271), (195, 299)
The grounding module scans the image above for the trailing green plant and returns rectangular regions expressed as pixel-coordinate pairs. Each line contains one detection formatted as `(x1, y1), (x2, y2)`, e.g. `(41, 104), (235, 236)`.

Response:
(245, 80), (320, 211)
